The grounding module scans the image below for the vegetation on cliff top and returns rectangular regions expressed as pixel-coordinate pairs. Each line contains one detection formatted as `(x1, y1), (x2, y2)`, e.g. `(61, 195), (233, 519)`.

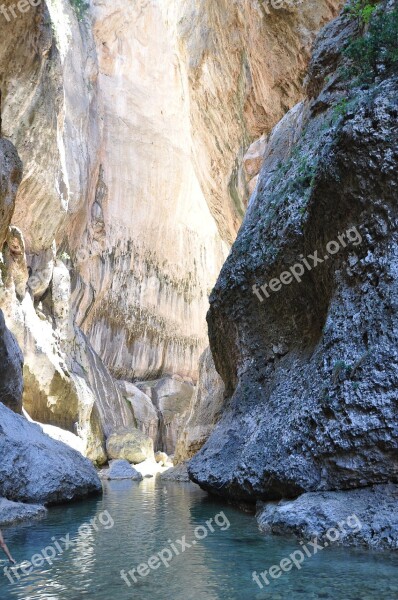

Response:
(344, 1), (398, 82)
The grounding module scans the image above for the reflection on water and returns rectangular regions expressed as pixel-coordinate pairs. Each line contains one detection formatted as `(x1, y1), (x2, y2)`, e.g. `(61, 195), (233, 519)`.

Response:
(0, 478), (397, 600)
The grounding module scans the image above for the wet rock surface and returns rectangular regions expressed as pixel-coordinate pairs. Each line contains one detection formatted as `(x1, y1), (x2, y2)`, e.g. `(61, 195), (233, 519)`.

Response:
(160, 463), (191, 483)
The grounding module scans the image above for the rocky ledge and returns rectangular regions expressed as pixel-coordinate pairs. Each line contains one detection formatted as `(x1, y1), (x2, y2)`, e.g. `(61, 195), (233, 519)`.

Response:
(0, 498), (47, 527)
(257, 484), (398, 550)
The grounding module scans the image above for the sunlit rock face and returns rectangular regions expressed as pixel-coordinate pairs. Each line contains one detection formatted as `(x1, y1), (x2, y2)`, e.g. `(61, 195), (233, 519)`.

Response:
(136, 376), (194, 455)
(117, 381), (159, 444)
(178, 0), (343, 243)
(0, 0), (134, 462)
(0, 0), (101, 254)
(71, 0), (341, 382)
(71, 0), (229, 382)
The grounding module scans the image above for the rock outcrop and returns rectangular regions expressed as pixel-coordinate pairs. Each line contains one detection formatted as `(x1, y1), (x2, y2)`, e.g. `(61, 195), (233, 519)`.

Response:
(175, 347), (225, 463)
(0, 497), (47, 527)
(106, 427), (154, 464)
(0, 402), (101, 505)
(257, 484), (398, 550)
(136, 376), (194, 455)
(0, 115), (135, 463)
(189, 3), (398, 503)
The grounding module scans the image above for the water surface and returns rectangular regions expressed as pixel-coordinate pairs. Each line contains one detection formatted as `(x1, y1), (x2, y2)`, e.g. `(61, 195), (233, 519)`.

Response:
(0, 479), (397, 600)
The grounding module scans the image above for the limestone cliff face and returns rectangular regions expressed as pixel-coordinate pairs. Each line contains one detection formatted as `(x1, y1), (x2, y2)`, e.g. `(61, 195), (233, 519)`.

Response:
(71, 0), (228, 381)
(70, 0), (341, 383)
(0, 0), (136, 462)
(0, 0), (340, 458)
(189, 2), (398, 501)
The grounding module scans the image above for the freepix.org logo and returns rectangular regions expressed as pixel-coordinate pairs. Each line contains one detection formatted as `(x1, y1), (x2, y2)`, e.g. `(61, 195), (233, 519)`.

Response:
(0, 0), (42, 22)
(252, 226), (363, 303)
(254, 0), (304, 14)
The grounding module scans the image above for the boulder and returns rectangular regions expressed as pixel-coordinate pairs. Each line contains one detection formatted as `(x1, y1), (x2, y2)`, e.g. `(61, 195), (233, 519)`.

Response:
(106, 427), (154, 464)
(155, 451), (169, 466)
(256, 484), (398, 550)
(117, 380), (158, 444)
(0, 497), (47, 527)
(0, 402), (102, 504)
(100, 459), (143, 481)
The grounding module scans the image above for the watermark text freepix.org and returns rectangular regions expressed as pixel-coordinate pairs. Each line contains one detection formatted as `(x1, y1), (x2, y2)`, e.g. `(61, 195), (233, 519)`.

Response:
(252, 226), (363, 303)
(254, 0), (304, 14)
(252, 513), (362, 589)
(3, 510), (114, 584)
(120, 511), (230, 587)
(0, 0), (42, 22)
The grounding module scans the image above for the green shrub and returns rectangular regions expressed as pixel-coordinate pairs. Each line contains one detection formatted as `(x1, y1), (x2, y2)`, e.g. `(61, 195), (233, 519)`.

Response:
(344, 0), (378, 25)
(58, 251), (71, 262)
(344, 6), (398, 82)
(70, 0), (89, 21)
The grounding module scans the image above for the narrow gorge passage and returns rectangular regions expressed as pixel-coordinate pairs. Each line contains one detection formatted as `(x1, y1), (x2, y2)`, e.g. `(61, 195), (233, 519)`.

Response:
(1, 0), (398, 599)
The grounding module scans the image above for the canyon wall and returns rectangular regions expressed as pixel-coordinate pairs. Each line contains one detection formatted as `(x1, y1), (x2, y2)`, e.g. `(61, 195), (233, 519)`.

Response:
(0, 0), (134, 462)
(189, 2), (398, 502)
(0, 0), (340, 457)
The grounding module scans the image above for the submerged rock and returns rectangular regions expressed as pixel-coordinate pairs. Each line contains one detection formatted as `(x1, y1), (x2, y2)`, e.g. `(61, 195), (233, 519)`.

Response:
(160, 463), (190, 483)
(257, 484), (398, 550)
(0, 498), (47, 527)
(100, 459), (143, 481)
(106, 427), (154, 464)
(0, 403), (102, 505)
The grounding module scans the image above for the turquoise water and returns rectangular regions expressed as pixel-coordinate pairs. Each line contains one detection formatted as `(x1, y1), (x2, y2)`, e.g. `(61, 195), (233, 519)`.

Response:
(0, 479), (397, 600)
